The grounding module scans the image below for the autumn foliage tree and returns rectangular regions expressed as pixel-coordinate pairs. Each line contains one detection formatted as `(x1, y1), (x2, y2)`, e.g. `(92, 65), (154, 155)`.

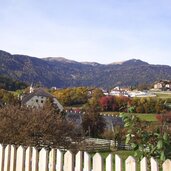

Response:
(0, 103), (82, 149)
(156, 112), (171, 123)
(128, 97), (166, 114)
(0, 89), (19, 105)
(99, 96), (130, 112)
(52, 87), (89, 106)
(82, 91), (106, 138)
(99, 96), (115, 111)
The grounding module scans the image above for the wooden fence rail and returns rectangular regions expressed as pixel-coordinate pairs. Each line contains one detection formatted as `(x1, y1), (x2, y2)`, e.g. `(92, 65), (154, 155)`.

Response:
(0, 144), (171, 171)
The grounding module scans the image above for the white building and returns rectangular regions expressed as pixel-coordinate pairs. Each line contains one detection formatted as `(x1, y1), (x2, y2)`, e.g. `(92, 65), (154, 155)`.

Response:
(21, 87), (63, 111)
(154, 80), (171, 90)
(109, 87), (129, 97)
(165, 83), (171, 89)
(154, 82), (163, 89)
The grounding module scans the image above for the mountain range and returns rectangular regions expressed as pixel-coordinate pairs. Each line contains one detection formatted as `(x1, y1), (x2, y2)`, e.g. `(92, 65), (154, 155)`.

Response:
(0, 50), (171, 89)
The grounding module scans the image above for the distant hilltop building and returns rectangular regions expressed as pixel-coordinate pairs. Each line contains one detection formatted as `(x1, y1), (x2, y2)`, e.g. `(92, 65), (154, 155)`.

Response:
(21, 86), (63, 111)
(154, 80), (171, 90)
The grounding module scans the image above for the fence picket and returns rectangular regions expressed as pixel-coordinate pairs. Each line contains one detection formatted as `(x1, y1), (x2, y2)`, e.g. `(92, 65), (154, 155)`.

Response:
(64, 150), (74, 171)
(0, 144), (5, 171)
(140, 157), (147, 171)
(115, 154), (122, 171)
(10, 145), (16, 171)
(57, 149), (63, 171)
(150, 158), (159, 171)
(25, 147), (32, 171)
(162, 159), (171, 171)
(49, 148), (56, 171)
(32, 147), (38, 171)
(38, 148), (48, 171)
(75, 151), (83, 171)
(4, 145), (11, 171)
(125, 156), (136, 171)
(93, 153), (103, 171)
(84, 152), (91, 171)
(106, 154), (113, 171)
(1, 143), (171, 171)
(16, 146), (25, 171)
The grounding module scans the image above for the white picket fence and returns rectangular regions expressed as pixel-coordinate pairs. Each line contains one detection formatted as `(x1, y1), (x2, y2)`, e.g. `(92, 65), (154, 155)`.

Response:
(0, 144), (171, 171)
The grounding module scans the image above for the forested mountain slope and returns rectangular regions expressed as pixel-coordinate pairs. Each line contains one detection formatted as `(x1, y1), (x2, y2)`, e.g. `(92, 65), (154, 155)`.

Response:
(0, 50), (171, 88)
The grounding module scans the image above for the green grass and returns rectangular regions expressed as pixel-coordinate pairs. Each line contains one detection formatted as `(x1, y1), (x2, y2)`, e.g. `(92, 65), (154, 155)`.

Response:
(101, 112), (158, 122)
(99, 150), (135, 160)
(90, 150), (135, 161)
(155, 92), (171, 99)
(132, 113), (158, 121)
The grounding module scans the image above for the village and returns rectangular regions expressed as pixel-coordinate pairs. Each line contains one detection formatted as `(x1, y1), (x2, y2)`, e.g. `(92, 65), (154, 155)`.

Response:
(0, 79), (171, 170)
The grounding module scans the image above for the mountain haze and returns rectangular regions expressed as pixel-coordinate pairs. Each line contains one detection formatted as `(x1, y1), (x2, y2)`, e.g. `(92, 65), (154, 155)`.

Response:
(0, 50), (171, 88)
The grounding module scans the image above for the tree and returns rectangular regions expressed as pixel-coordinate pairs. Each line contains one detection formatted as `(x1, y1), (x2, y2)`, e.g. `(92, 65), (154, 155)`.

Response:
(156, 112), (171, 123)
(82, 99), (106, 138)
(99, 96), (130, 112)
(0, 89), (19, 105)
(115, 96), (130, 112)
(121, 113), (171, 162)
(90, 88), (104, 99)
(131, 97), (166, 114)
(136, 83), (152, 91)
(0, 75), (27, 91)
(0, 103), (82, 149)
(99, 96), (115, 111)
(52, 87), (89, 106)
(155, 99), (166, 113)
(102, 124), (126, 149)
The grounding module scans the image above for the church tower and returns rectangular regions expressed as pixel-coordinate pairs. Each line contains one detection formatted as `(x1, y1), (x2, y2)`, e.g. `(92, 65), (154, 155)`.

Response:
(29, 84), (34, 93)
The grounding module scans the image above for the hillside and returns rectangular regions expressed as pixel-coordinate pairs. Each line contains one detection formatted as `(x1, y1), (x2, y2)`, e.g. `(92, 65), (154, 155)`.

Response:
(0, 50), (171, 88)
(0, 75), (27, 91)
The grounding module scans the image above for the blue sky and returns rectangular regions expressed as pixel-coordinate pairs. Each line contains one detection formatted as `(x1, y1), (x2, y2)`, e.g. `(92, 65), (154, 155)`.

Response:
(0, 0), (171, 65)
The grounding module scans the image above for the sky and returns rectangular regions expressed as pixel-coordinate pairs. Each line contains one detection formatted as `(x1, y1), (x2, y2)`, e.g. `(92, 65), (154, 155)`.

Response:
(0, 0), (171, 65)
